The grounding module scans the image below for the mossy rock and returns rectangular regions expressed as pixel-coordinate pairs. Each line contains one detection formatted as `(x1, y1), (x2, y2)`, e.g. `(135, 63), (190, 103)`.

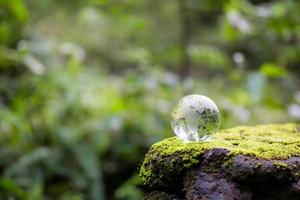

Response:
(140, 123), (300, 189)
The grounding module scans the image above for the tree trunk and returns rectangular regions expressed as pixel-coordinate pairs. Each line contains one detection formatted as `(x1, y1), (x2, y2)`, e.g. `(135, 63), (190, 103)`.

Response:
(178, 0), (192, 78)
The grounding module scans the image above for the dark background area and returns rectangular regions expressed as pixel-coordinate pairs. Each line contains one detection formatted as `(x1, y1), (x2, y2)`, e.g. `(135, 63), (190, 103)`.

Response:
(0, 0), (300, 199)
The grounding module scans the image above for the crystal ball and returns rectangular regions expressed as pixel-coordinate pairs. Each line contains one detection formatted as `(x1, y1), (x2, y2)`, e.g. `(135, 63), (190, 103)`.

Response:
(171, 95), (220, 142)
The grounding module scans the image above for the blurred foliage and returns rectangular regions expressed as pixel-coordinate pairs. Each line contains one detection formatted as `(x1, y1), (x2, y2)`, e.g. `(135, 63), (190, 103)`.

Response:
(0, 0), (300, 199)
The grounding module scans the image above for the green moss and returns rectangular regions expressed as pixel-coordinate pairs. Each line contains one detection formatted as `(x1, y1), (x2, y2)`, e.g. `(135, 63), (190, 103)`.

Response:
(144, 191), (178, 200)
(140, 123), (300, 187)
(273, 161), (288, 168)
(160, 123), (300, 159)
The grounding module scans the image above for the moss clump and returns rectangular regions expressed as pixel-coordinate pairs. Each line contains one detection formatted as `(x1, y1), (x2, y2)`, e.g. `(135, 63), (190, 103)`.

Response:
(144, 191), (180, 200)
(140, 123), (300, 187)
(273, 161), (288, 168)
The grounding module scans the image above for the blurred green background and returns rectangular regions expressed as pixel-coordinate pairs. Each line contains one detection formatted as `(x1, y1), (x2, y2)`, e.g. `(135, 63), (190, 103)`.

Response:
(0, 0), (300, 199)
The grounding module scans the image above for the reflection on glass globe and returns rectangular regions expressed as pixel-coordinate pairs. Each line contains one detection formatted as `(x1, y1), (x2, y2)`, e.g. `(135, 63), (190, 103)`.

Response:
(171, 95), (220, 142)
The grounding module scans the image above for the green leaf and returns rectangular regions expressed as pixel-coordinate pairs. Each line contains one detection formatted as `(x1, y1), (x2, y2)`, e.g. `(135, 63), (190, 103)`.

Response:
(25, 183), (43, 200)
(9, 0), (28, 22)
(0, 178), (25, 198)
(260, 63), (287, 78)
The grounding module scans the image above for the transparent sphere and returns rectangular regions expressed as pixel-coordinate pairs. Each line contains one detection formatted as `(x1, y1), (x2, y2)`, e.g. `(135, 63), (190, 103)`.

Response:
(171, 95), (220, 142)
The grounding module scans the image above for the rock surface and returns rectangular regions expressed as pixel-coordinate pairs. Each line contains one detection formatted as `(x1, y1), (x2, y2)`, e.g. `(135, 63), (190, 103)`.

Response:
(140, 123), (300, 200)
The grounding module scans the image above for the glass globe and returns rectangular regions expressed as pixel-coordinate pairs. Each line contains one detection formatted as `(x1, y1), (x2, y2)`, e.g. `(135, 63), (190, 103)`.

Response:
(171, 95), (220, 142)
